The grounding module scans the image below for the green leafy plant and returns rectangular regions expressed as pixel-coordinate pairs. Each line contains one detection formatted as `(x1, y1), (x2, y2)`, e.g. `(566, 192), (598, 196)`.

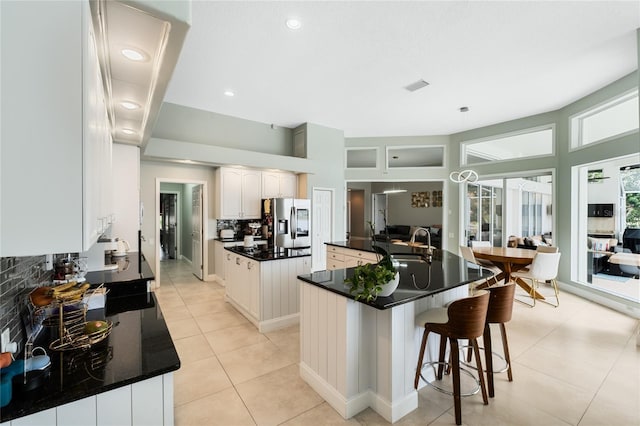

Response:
(345, 221), (398, 302)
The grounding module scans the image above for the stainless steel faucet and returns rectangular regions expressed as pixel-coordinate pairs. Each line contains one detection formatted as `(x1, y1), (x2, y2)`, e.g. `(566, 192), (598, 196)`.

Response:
(410, 227), (432, 253)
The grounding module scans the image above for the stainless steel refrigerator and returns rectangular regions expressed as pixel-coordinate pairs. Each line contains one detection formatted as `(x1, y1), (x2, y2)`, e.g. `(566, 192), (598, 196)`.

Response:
(263, 198), (311, 249)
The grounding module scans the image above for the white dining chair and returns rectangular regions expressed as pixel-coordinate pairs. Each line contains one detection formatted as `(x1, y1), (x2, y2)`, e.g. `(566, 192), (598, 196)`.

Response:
(510, 252), (561, 307)
(470, 240), (492, 248)
(535, 245), (559, 253)
(459, 246), (501, 287)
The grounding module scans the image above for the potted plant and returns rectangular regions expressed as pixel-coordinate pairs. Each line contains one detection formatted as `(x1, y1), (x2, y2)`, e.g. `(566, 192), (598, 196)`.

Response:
(345, 222), (399, 302)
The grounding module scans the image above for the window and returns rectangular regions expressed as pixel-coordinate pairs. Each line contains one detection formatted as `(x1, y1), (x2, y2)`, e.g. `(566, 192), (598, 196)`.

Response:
(386, 145), (444, 168)
(620, 165), (640, 228)
(461, 125), (554, 165)
(345, 147), (378, 169)
(570, 89), (639, 149)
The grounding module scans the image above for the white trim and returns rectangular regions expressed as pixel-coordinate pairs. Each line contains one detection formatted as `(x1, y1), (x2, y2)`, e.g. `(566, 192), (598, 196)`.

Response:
(258, 313), (300, 333)
(155, 178), (208, 287)
(180, 255), (192, 265)
(371, 389), (419, 424)
(206, 273), (219, 283)
(562, 281), (640, 319)
(299, 362), (371, 420)
(460, 123), (556, 166)
(312, 187), (336, 272)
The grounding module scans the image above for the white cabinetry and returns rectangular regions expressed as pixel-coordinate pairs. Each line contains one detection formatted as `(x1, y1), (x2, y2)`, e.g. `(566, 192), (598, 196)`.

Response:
(215, 167), (261, 219)
(225, 251), (310, 332)
(0, 1), (113, 256)
(325, 245), (379, 271)
(262, 172), (297, 199)
(2, 373), (173, 426)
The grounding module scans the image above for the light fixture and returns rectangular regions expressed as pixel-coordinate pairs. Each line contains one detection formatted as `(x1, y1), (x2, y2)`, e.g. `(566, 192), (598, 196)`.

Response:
(286, 18), (301, 30)
(120, 101), (141, 110)
(383, 189), (407, 194)
(459, 106), (470, 112)
(121, 128), (136, 135)
(404, 79), (429, 92)
(224, 90), (235, 97)
(121, 48), (146, 61)
(449, 170), (478, 183)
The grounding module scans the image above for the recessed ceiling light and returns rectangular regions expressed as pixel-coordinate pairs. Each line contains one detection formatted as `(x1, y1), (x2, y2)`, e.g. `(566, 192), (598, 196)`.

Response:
(286, 18), (301, 30)
(405, 79), (429, 92)
(459, 106), (470, 112)
(120, 101), (141, 110)
(224, 90), (235, 97)
(121, 128), (136, 135)
(121, 48), (146, 61)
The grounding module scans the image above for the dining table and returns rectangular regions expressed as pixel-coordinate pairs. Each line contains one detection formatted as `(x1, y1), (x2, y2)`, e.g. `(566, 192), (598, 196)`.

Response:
(472, 246), (545, 300)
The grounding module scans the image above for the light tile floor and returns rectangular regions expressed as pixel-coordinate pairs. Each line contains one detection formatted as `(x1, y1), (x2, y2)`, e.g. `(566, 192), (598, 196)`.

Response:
(155, 259), (640, 426)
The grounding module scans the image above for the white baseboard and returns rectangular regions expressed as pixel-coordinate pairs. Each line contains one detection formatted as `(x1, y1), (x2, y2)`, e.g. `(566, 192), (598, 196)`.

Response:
(205, 274), (218, 282)
(299, 362), (370, 420)
(258, 313), (299, 333)
(180, 255), (192, 265)
(371, 389), (418, 423)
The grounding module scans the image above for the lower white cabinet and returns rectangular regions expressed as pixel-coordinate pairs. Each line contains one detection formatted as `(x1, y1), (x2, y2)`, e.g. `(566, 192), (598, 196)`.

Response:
(2, 373), (174, 426)
(225, 252), (310, 332)
(325, 245), (379, 271)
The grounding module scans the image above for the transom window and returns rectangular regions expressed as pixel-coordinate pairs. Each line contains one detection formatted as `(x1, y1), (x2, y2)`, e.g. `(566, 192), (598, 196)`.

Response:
(570, 89), (639, 149)
(461, 125), (554, 166)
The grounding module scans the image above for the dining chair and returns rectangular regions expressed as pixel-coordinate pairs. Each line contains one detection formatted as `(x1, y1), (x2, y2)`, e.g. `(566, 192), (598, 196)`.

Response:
(510, 252), (561, 307)
(414, 290), (490, 425)
(459, 246), (501, 287)
(536, 245), (559, 253)
(470, 240), (492, 248)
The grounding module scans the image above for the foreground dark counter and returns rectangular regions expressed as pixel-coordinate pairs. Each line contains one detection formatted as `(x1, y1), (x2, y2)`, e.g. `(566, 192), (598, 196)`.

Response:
(0, 292), (179, 423)
(226, 245), (311, 261)
(299, 243), (493, 310)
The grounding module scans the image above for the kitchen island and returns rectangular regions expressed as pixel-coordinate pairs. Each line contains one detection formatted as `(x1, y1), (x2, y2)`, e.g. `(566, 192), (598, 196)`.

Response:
(297, 242), (493, 423)
(224, 246), (311, 332)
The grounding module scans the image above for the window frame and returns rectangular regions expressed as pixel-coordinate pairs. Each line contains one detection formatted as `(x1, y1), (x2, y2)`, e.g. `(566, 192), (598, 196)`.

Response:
(385, 144), (446, 170)
(460, 124), (556, 166)
(344, 147), (379, 170)
(569, 88), (639, 152)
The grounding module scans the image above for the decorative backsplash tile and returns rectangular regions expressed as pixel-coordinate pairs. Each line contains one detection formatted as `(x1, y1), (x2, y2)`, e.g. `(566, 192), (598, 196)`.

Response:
(0, 256), (52, 356)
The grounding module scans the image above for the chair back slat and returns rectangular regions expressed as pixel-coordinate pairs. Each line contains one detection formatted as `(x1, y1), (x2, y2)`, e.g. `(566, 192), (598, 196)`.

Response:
(446, 290), (489, 339)
(486, 283), (516, 323)
(536, 245), (559, 253)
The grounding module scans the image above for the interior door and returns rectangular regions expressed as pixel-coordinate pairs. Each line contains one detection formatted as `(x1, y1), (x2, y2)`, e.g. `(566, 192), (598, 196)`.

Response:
(373, 193), (388, 235)
(192, 185), (203, 279)
(312, 188), (333, 271)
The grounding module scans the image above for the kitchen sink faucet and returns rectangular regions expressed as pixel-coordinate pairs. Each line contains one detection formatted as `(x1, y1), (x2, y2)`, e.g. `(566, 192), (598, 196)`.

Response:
(410, 227), (432, 253)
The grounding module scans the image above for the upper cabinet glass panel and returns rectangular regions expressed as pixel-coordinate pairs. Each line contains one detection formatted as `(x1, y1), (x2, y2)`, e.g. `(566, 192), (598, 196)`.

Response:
(570, 89), (639, 150)
(346, 147), (378, 169)
(462, 125), (554, 166)
(386, 145), (444, 168)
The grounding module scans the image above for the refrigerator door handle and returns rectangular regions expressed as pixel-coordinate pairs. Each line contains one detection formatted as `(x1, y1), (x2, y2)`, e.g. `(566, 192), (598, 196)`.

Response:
(290, 206), (297, 239)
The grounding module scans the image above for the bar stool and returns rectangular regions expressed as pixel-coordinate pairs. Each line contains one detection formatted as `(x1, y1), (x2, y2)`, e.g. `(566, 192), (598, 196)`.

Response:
(414, 291), (490, 425)
(482, 282), (516, 397)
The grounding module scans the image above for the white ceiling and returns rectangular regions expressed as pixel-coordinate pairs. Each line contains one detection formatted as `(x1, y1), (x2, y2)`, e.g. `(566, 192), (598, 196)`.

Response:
(164, 1), (639, 138)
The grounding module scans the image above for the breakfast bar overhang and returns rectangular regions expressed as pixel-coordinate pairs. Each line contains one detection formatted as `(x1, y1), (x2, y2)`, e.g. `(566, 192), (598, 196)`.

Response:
(297, 247), (494, 423)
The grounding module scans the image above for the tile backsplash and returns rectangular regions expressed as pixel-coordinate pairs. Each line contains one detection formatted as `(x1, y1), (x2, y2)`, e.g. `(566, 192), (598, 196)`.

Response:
(216, 219), (263, 239)
(0, 256), (52, 355)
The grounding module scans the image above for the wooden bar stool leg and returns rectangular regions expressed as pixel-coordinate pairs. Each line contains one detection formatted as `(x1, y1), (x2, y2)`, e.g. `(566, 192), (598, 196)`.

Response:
(484, 323), (495, 398)
(414, 329), (429, 389)
(450, 339), (462, 425)
(472, 337), (489, 405)
(437, 336), (447, 380)
(500, 323), (513, 382)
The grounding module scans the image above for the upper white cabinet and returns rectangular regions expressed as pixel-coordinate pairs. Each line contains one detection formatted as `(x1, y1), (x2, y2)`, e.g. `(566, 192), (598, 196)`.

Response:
(0, 1), (113, 256)
(215, 167), (262, 219)
(262, 172), (297, 199)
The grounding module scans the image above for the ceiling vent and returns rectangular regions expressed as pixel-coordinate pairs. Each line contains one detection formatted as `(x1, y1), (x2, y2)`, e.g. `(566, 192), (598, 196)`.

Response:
(404, 79), (429, 92)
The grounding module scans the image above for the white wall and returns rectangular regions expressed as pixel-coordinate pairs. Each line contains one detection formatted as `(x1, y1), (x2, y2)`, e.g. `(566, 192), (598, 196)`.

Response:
(112, 144), (140, 247)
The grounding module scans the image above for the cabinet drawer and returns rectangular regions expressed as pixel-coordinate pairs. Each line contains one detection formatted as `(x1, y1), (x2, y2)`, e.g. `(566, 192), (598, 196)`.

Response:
(327, 245), (342, 254)
(328, 251), (345, 261)
(327, 259), (345, 271)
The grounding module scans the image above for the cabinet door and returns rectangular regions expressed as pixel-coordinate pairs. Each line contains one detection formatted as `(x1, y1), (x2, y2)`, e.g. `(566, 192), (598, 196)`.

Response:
(262, 172), (280, 199)
(221, 168), (243, 219)
(225, 253), (236, 299)
(235, 256), (250, 310)
(279, 173), (298, 198)
(57, 396), (97, 426)
(97, 385), (132, 426)
(241, 170), (262, 218)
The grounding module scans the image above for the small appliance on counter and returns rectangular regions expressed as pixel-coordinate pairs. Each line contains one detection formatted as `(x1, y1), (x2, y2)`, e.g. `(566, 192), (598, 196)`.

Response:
(83, 236), (119, 272)
(220, 229), (235, 240)
(111, 240), (130, 257)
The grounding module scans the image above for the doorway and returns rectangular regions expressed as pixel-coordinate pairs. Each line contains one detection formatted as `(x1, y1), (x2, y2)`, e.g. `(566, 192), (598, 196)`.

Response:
(155, 178), (208, 286)
(159, 192), (179, 261)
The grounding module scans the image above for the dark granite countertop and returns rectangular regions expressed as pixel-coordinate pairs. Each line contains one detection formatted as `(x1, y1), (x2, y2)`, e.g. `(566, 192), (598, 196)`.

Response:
(85, 252), (154, 285)
(298, 245), (493, 310)
(225, 245), (311, 262)
(326, 240), (436, 256)
(0, 292), (179, 423)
